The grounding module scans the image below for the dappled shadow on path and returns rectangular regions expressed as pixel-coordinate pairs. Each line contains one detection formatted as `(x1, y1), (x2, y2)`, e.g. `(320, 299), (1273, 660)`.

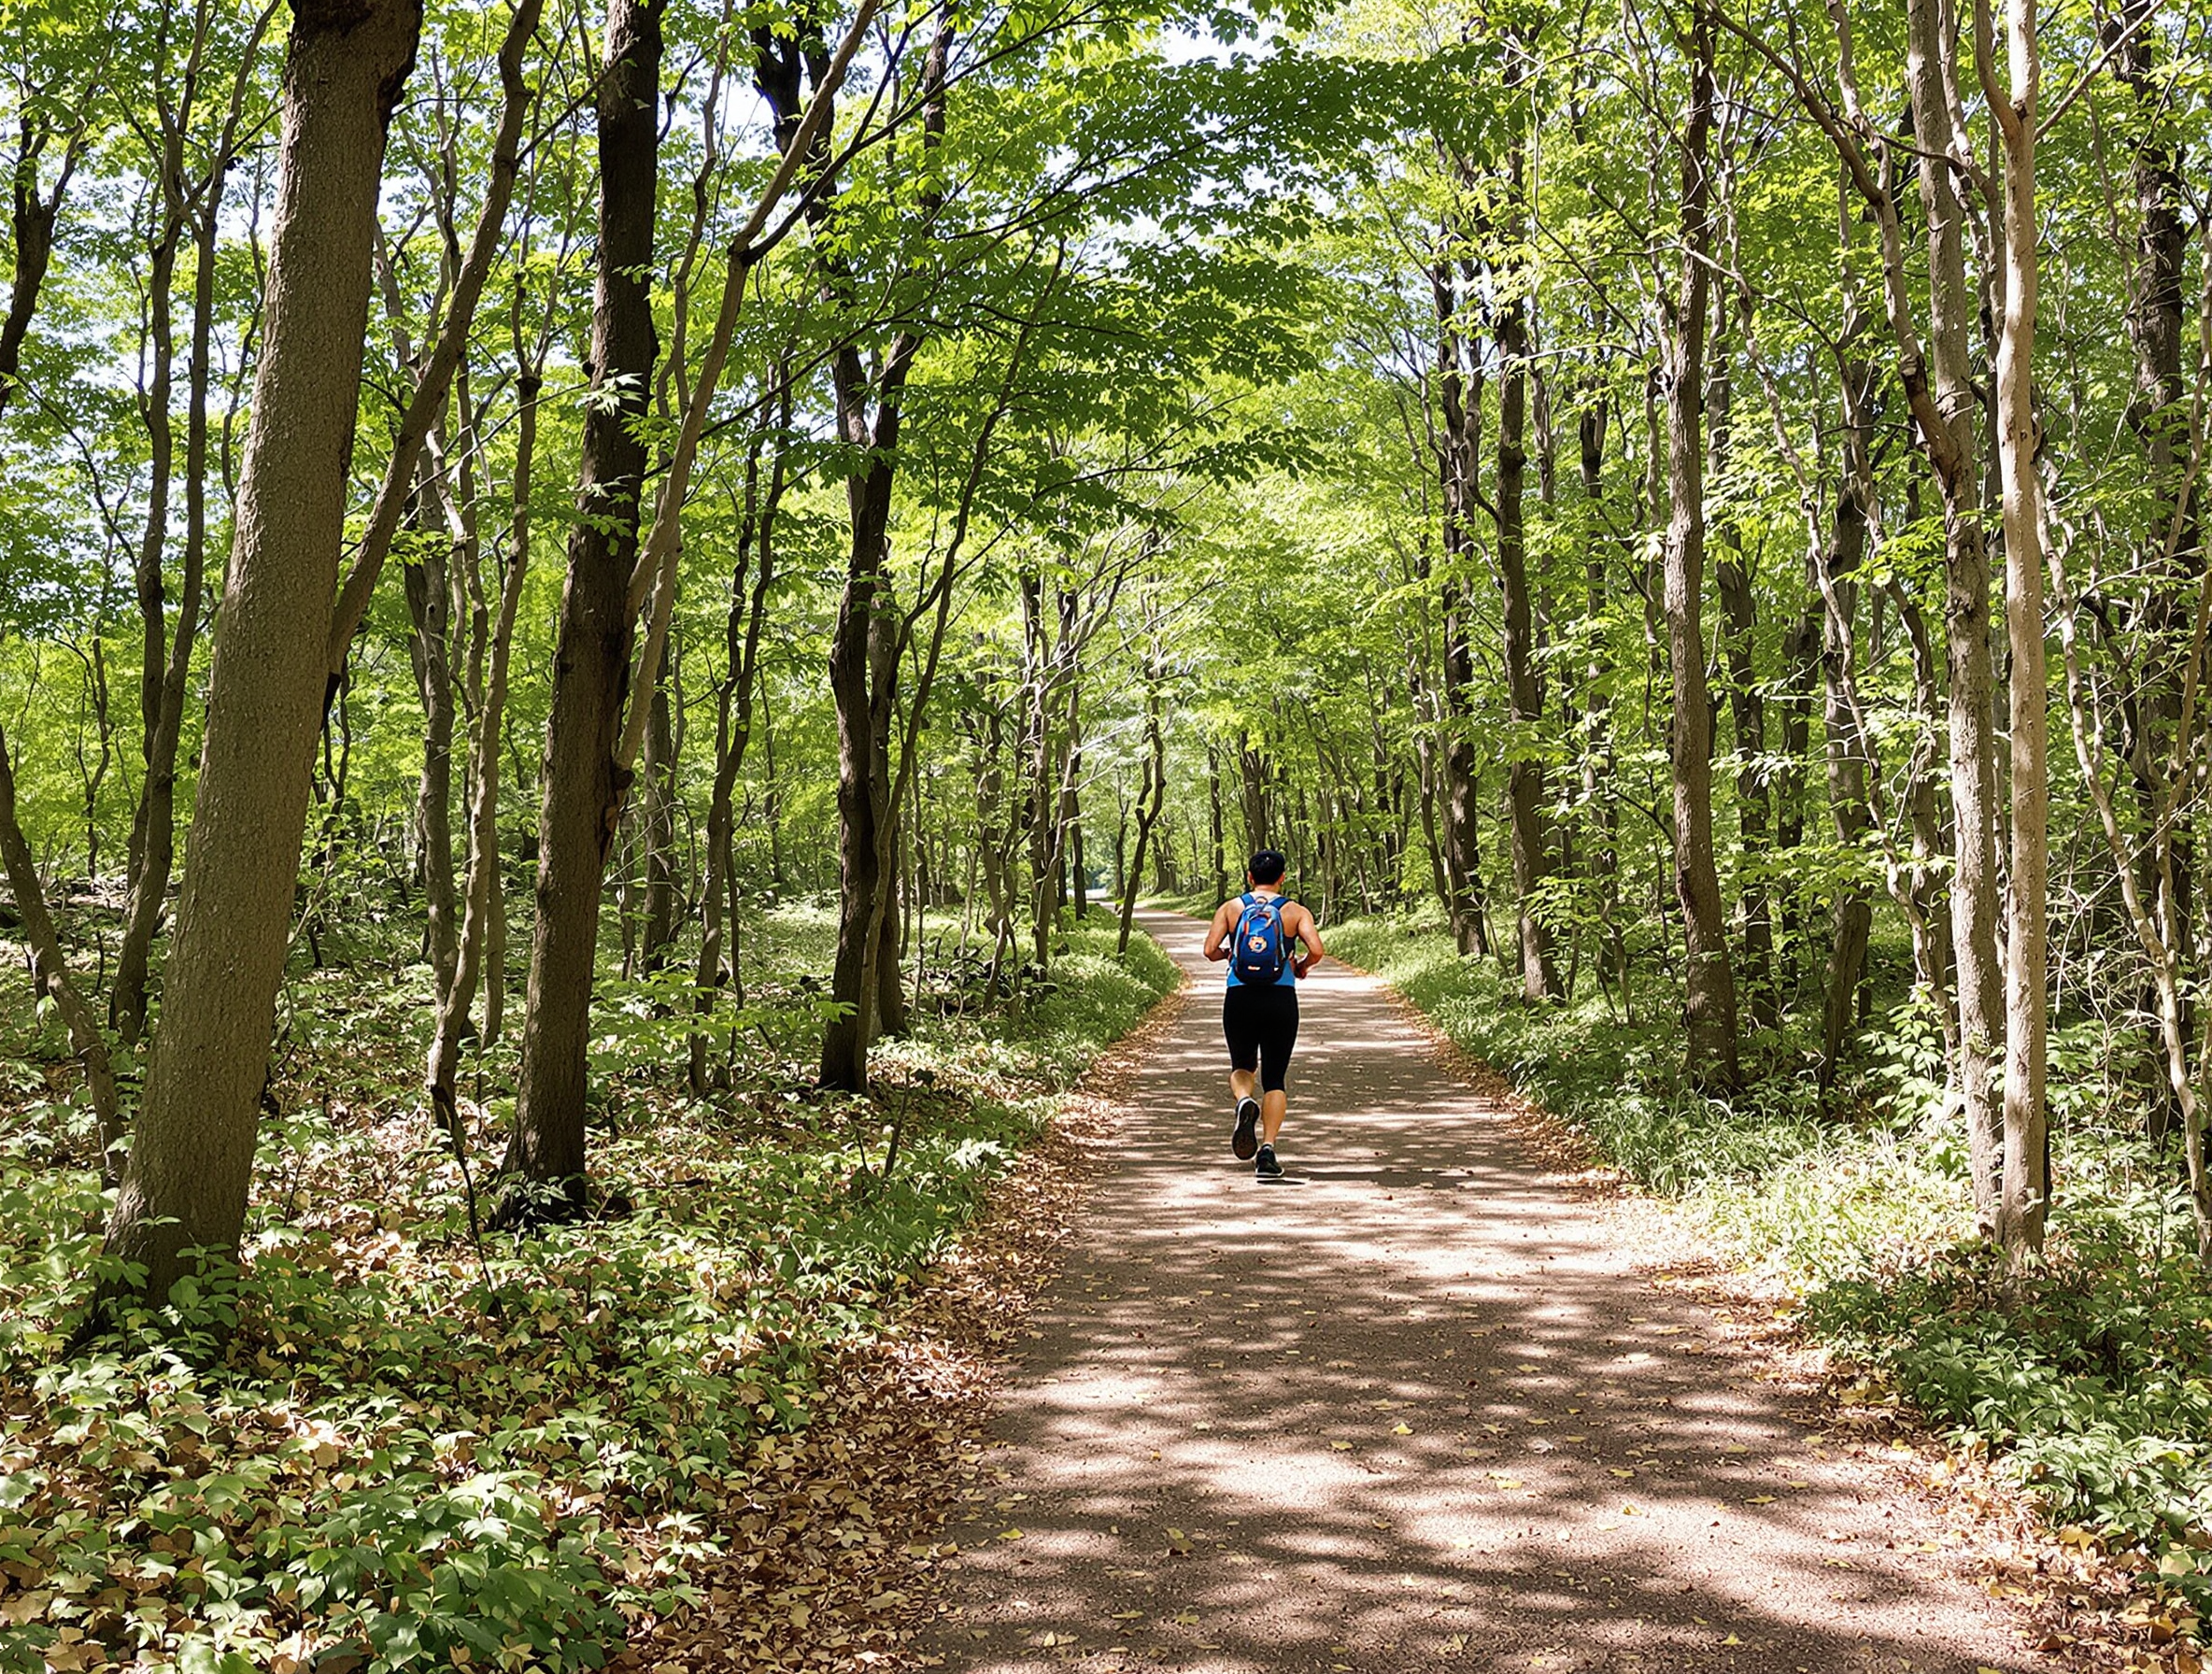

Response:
(926, 913), (2035, 1674)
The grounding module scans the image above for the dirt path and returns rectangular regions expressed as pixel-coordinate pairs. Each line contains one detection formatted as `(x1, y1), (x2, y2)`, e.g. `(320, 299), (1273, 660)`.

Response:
(926, 912), (2039, 1673)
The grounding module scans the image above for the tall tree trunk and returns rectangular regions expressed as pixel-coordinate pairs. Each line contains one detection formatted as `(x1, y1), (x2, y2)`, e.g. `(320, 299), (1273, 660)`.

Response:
(2112, 0), (2195, 1153)
(1208, 744), (1227, 901)
(1663, 0), (1738, 1087)
(415, 0), (545, 1100)
(637, 667), (677, 972)
(1578, 393), (1627, 1005)
(428, 352), (540, 1115)
(1071, 799), (1087, 918)
(818, 437), (900, 1083)
(1817, 354), (1878, 1085)
(976, 709), (1014, 975)
(1023, 589), (1064, 969)
(1709, 348), (1774, 1029)
(503, 0), (659, 1206)
(1237, 730), (1270, 854)
(111, 19), (272, 1043)
(874, 820), (908, 1035)
(819, 393), (909, 1087)
(1497, 259), (1555, 998)
(120, 141), (182, 973)
(1899, 0), (2006, 1230)
(1494, 37), (1554, 1000)
(690, 405), (783, 1091)
(1986, 0), (2048, 1260)
(1054, 685), (1081, 917)
(1118, 679), (1167, 955)
(102, 0), (422, 1303)
(815, 14), (948, 1092)
(404, 493), (461, 993)
(1433, 251), (1491, 960)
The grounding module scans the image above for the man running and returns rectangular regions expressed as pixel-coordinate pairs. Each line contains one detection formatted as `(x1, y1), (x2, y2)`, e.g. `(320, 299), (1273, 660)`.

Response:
(1203, 849), (1324, 1180)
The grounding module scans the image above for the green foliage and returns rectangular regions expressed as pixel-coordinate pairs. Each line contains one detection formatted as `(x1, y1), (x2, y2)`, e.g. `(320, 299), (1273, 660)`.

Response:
(0, 921), (1175, 1672)
(1014, 915), (1180, 1066)
(1329, 913), (2212, 1617)
(1811, 1220), (2212, 1614)
(1326, 915), (1847, 1197)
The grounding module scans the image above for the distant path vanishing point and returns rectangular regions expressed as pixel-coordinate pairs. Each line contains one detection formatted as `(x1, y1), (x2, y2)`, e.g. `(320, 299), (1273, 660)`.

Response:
(928, 909), (2036, 1674)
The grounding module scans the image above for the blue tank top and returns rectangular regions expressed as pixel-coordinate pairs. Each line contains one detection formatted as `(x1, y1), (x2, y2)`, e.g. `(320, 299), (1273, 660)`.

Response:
(1225, 892), (1300, 987)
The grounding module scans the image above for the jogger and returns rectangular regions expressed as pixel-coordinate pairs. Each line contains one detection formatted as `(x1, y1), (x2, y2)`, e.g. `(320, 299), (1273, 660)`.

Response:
(1203, 849), (1324, 1179)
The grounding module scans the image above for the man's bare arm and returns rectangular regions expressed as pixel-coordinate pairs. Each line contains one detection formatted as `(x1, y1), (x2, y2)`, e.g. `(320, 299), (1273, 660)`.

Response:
(1293, 905), (1326, 977)
(1202, 901), (1237, 961)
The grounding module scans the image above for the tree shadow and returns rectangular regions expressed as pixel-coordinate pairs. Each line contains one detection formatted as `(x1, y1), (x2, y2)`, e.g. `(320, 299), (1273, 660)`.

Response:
(925, 914), (2034, 1673)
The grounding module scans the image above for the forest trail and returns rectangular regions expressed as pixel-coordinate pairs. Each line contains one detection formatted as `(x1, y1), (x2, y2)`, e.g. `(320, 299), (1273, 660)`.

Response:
(928, 912), (2038, 1673)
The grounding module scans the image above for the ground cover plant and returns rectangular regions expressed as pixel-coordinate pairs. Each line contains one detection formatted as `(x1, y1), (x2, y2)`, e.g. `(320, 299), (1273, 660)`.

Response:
(0, 908), (1176, 1673)
(2, 0), (2211, 1664)
(1326, 914), (2212, 1648)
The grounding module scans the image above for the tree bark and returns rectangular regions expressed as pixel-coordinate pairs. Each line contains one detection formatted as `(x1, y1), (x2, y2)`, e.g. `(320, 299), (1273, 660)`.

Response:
(637, 668), (677, 972)
(427, 351), (540, 1116)
(1662, 0), (1739, 1088)
(111, 17), (274, 1044)
(1709, 347), (1774, 1029)
(818, 345), (916, 1086)
(404, 483), (461, 993)
(1896, 0), (2007, 1229)
(1984, 0), (2049, 1261)
(1208, 744), (1227, 901)
(102, 0), (422, 1303)
(1496, 256), (1555, 999)
(815, 14), (949, 1091)
(1491, 37), (1555, 1000)
(1577, 392), (1627, 1006)
(1432, 250), (1491, 960)
(1118, 677), (1167, 956)
(1817, 355), (1878, 1085)
(690, 399), (785, 1091)
(503, 0), (660, 1207)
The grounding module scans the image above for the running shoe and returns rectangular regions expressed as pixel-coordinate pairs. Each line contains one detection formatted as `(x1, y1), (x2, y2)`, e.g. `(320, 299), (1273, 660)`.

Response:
(1254, 1142), (1283, 1180)
(1231, 1097), (1261, 1160)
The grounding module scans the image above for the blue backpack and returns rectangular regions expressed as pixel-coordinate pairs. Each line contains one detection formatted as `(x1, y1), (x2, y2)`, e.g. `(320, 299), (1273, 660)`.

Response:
(1231, 892), (1294, 985)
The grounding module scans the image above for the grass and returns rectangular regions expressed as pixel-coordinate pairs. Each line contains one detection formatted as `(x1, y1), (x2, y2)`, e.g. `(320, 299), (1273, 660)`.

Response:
(1327, 911), (2212, 1624)
(0, 905), (1178, 1674)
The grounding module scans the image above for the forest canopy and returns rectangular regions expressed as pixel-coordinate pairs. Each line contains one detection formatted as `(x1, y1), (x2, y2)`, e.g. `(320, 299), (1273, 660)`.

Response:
(5, 0), (2212, 1663)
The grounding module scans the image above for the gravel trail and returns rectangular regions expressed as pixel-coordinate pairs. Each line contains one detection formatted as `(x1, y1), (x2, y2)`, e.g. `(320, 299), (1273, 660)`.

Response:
(929, 911), (2036, 1673)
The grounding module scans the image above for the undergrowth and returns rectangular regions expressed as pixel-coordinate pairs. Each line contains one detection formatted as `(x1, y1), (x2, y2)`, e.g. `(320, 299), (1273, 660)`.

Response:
(1329, 912), (2212, 1625)
(0, 908), (1175, 1674)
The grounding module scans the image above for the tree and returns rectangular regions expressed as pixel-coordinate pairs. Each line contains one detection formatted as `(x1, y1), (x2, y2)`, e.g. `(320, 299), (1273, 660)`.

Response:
(1660, 0), (1738, 1087)
(1985, 0), (2048, 1263)
(499, 0), (662, 1213)
(103, 0), (424, 1304)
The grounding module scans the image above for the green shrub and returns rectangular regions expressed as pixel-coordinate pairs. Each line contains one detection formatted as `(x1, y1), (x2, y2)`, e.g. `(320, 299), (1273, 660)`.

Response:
(1329, 912), (2212, 1612)
(0, 916), (1176, 1672)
